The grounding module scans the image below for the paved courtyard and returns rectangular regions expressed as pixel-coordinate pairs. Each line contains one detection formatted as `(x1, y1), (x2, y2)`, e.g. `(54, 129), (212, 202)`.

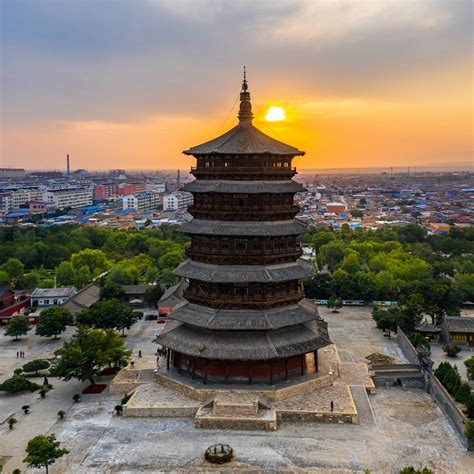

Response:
(1, 306), (473, 473)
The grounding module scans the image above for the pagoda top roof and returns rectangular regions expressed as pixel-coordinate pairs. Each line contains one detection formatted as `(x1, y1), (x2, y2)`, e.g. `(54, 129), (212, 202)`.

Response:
(183, 122), (305, 157)
(183, 70), (305, 157)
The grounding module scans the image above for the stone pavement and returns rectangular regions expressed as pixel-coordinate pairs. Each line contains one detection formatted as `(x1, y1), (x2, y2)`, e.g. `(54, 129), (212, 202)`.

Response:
(0, 318), (161, 473)
(47, 387), (472, 473)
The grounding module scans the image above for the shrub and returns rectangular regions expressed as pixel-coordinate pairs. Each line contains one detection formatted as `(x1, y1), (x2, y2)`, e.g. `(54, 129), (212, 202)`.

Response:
(0, 375), (40, 393)
(204, 444), (234, 464)
(57, 410), (66, 419)
(22, 360), (50, 375)
(465, 356), (474, 380)
(22, 405), (30, 414)
(411, 334), (430, 350)
(72, 394), (81, 403)
(466, 394), (474, 419)
(454, 382), (472, 405)
(121, 393), (133, 406)
(466, 419), (474, 450)
(39, 389), (46, 398)
(399, 468), (433, 474)
(14, 368), (23, 376)
(114, 404), (123, 415)
(8, 417), (18, 429)
(443, 343), (461, 357)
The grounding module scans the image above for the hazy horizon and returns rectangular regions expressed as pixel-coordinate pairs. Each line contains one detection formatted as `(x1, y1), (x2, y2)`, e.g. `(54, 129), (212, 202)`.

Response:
(1, 0), (472, 171)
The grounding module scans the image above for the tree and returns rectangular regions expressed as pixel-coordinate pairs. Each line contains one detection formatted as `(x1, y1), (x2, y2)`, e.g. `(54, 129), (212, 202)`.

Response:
(2, 258), (24, 287)
(74, 265), (92, 288)
(71, 249), (110, 276)
(465, 356), (474, 380)
(327, 295), (342, 313)
(100, 282), (125, 301)
(143, 285), (164, 307)
(24, 434), (69, 474)
(23, 359), (51, 375)
(51, 326), (131, 386)
(77, 299), (141, 335)
(372, 307), (399, 336)
(36, 307), (72, 339)
(443, 343), (461, 357)
(5, 316), (31, 340)
(24, 271), (40, 290)
(465, 419), (474, 450)
(0, 375), (40, 393)
(55, 261), (76, 287)
(454, 382), (471, 404)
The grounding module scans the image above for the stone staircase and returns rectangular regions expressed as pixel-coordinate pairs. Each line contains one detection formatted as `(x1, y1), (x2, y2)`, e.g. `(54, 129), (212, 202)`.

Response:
(195, 391), (277, 430)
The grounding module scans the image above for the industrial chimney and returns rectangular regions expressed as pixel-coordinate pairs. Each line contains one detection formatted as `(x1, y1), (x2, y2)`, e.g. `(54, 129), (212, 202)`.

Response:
(66, 154), (70, 174)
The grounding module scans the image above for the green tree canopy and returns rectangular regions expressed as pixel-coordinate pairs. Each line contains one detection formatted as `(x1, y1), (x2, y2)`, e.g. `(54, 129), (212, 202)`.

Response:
(51, 326), (132, 385)
(24, 434), (69, 474)
(71, 249), (110, 276)
(76, 299), (141, 335)
(2, 257), (24, 286)
(5, 316), (31, 340)
(36, 307), (72, 339)
(55, 261), (76, 287)
(143, 285), (164, 307)
(23, 359), (51, 374)
(0, 375), (40, 392)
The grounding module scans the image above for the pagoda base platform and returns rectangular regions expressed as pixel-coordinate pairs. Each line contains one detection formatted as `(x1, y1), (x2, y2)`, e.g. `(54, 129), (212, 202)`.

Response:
(118, 345), (374, 430)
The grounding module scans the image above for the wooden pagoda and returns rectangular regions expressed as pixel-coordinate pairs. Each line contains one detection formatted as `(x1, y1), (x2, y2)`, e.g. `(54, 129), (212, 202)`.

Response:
(157, 72), (331, 385)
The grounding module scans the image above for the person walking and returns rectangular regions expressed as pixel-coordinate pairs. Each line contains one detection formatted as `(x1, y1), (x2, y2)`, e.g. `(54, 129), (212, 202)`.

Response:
(330, 401), (334, 412)
(16, 351), (19, 358)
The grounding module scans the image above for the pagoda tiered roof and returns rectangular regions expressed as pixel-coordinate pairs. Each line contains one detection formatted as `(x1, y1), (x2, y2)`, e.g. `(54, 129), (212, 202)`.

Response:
(174, 259), (313, 283)
(181, 218), (306, 236)
(183, 179), (304, 194)
(158, 318), (330, 361)
(168, 299), (320, 330)
(183, 121), (305, 157)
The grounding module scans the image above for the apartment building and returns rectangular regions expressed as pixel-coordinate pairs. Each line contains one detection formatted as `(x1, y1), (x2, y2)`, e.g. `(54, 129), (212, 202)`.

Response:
(43, 187), (93, 209)
(0, 187), (44, 212)
(163, 192), (193, 211)
(122, 191), (161, 212)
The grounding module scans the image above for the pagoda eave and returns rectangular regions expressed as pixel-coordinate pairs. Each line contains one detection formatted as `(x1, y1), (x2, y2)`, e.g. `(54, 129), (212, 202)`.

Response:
(168, 299), (320, 331)
(156, 320), (330, 361)
(174, 259), (314, 283)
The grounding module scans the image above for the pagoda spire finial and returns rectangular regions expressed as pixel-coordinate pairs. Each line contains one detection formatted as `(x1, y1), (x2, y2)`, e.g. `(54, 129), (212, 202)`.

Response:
(238, 66), (253, 124)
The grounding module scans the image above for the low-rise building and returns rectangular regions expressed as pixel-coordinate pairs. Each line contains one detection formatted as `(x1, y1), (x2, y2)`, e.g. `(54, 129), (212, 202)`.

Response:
(43, 187), (93, 209)
(163, 192), (193, 211)
(122, 191), (161, 212)
(31, 287), (77, 308)
(440, 316), (474, 347)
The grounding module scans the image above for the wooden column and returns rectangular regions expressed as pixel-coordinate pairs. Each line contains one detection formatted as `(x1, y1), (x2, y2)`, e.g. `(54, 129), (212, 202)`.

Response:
(285, 358), (289, 381)
(248, 362), (252, 385)
(225, 363), (229, 384)
(178, 353), (182, 374)
(204, 359), (208, 385)
(313, 350), (318, 373)
(166, 349), (170, 370)
(191, 357), (196, 380)
(270, 360), (274, 385)
(300, 354), (305, 376)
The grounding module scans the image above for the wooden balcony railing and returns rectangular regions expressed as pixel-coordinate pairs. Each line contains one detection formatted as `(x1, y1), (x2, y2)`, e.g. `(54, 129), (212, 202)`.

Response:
(190, 166), (297, 179)
(184, 289), (304, 309)
(186, 247), (302, 265)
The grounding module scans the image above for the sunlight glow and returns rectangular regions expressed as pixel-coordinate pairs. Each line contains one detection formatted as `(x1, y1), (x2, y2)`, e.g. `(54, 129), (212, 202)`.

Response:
(265, 106), (286, 122)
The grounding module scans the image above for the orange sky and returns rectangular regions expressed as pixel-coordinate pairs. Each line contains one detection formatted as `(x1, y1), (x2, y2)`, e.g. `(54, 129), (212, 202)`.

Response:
(1, 1), (472, 171)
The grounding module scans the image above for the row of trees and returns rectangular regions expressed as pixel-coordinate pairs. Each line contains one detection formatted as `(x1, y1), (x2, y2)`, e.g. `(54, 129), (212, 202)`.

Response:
(303, 226), (473, 325)
(0, 225), (188, 290)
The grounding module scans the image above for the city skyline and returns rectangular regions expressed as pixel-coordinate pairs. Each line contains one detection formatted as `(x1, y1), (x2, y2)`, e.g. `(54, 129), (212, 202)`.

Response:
(1, 0), (473, 171)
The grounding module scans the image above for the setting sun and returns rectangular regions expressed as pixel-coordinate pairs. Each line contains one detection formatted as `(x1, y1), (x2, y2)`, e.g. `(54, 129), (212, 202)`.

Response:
(265, 106), (286, 122)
